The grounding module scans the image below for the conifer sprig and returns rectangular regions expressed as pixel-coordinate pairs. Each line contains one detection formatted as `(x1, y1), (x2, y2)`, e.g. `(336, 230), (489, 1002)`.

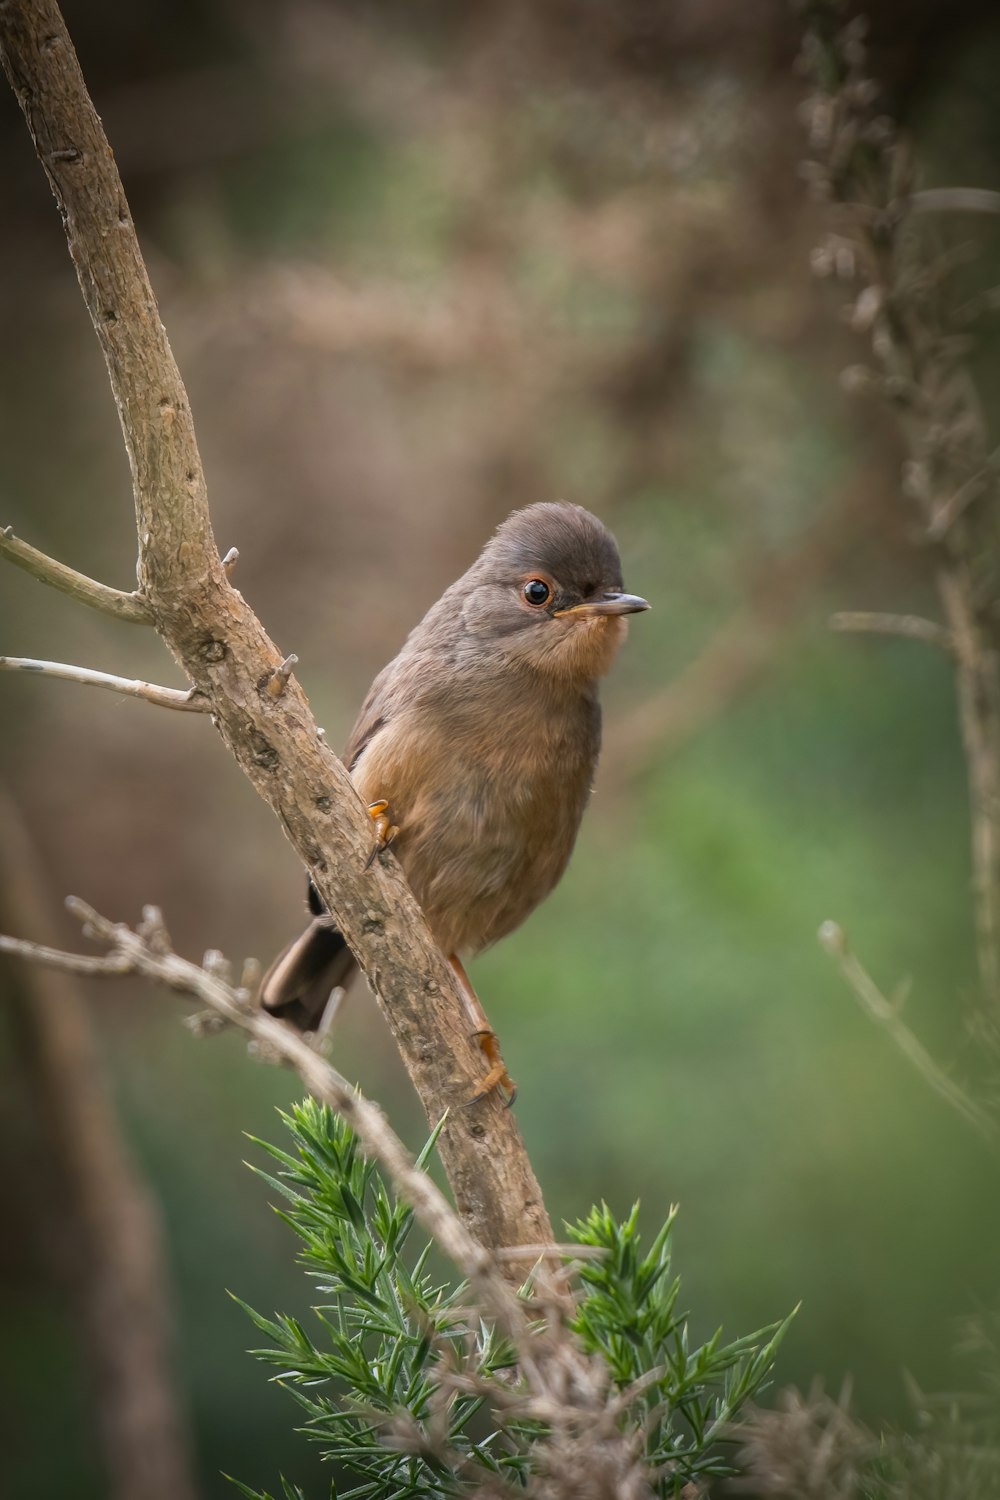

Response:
(235, 1100), (790, 1498)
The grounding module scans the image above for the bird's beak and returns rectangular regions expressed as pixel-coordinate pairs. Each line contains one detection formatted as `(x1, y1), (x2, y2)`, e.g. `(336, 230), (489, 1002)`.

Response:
(554, 592), (650, 619)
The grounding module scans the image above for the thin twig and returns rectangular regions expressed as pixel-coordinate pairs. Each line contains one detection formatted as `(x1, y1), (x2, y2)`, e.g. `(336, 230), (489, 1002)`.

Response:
(0, 657), (209, 712)
(829, 611), (953, 650)
(494, 1242), (605, 1262)
(926, 467), (994, 542)
(938, 568), (1000, 1009)
(1, 900), (536, 1349)
(0, 525), (150, 623)
(265, 652), (298, 698)
(818, 921), (998, 1148)
(910, 188), (1000, 217)
(1, 903), (660, 1494)
(0, 935), (133, 975)
(5, 896), (663, 1494)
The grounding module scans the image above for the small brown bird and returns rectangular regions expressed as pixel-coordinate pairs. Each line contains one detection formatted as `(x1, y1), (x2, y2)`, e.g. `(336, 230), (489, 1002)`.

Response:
(260, 502), (648, 1097)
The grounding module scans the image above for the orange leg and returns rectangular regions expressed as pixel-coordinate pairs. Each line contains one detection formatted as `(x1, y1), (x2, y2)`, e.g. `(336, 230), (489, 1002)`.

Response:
(364, 798), (399, 870)
(449, 954), (517, 1107)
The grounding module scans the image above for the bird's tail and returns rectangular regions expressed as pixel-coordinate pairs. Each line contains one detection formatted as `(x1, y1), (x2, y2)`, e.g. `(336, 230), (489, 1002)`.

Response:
(259, 883), (358, 1032)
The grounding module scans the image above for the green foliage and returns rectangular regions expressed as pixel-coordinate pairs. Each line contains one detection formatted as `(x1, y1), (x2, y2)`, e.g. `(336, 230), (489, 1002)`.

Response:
(233, 1099), (522, 1499)
(235, 1099), (790, 1498)
(568, 1202), (793, 1486)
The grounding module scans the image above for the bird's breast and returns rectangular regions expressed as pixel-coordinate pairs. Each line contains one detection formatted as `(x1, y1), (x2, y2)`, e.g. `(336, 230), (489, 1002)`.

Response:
(351, 680), (600, 955)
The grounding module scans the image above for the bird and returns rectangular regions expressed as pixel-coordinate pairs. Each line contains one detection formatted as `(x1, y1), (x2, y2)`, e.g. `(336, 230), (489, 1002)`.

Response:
(259, 501), (649, 1099)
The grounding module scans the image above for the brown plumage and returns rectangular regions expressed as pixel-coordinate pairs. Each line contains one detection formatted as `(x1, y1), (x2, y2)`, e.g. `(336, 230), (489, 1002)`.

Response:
(260, 502), (648, 1038)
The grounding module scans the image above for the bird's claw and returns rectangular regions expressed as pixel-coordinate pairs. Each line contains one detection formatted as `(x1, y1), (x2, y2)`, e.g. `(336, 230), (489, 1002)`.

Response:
(364, 799), (398, 870)
(465, 1028), (517, 1108)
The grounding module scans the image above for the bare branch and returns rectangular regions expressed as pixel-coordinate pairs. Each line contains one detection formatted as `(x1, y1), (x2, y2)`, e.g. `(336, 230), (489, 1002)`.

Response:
(0, 934), (133, 975)
(0, 525), (151, 623)
(1, 897), (662, 1496)
(938, 568), (1000, 1008)
(0, 0), (553, 1255)
(926, 467), (994, 542)
(0, 657), (209, 712)
(829, 611), (953, 650)
(818, 921), (999, 1148)
(7, 898), (533, 1341)
(910, 188), (1000, 217)
(494, 1242), (605, 1263)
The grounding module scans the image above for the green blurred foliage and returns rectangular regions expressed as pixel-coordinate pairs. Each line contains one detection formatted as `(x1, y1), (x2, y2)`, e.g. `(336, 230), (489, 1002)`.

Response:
(2, 2), (1000, 1497)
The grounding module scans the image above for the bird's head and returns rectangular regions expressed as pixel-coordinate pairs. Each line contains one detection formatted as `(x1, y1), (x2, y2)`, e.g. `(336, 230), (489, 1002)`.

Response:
(460, 502), (649, 681)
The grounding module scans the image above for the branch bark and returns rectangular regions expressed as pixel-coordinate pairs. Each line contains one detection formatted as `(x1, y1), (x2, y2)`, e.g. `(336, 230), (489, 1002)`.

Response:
(0, 0), (552, 1253)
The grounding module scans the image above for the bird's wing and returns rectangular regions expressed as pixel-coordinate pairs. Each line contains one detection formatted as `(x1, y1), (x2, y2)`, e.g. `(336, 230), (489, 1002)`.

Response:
(342, 659), (399, 771)
(343, 598), (456, 772)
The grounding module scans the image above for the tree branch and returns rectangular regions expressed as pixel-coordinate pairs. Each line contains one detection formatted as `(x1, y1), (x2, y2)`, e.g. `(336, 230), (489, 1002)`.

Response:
(818, 921), (998, 1149)
(0, 934), (133, 974)
(910, 187), (1000, 217)
(828, 611), (953, 650)
(0, 525), (151, 623)
(0, 0), (552, 1255)
(2, 899), (542, 1342)
(937, 567), (1000, 1008)
(0, 657), (210, 712)
(0, 899), (651, 1491)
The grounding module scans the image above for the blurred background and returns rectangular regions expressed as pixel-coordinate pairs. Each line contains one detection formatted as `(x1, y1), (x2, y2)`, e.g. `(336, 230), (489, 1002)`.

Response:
(2, 1), (1000, 1495)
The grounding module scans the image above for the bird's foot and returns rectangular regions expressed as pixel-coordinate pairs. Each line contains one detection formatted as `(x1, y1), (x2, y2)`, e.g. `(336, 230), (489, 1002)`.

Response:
(364, 798), (399, 870)
(466, 1029), (517, 1108)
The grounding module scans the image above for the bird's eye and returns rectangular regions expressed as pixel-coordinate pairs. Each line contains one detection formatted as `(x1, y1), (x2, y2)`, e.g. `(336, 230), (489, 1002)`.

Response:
(522, 579), (551, 607)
